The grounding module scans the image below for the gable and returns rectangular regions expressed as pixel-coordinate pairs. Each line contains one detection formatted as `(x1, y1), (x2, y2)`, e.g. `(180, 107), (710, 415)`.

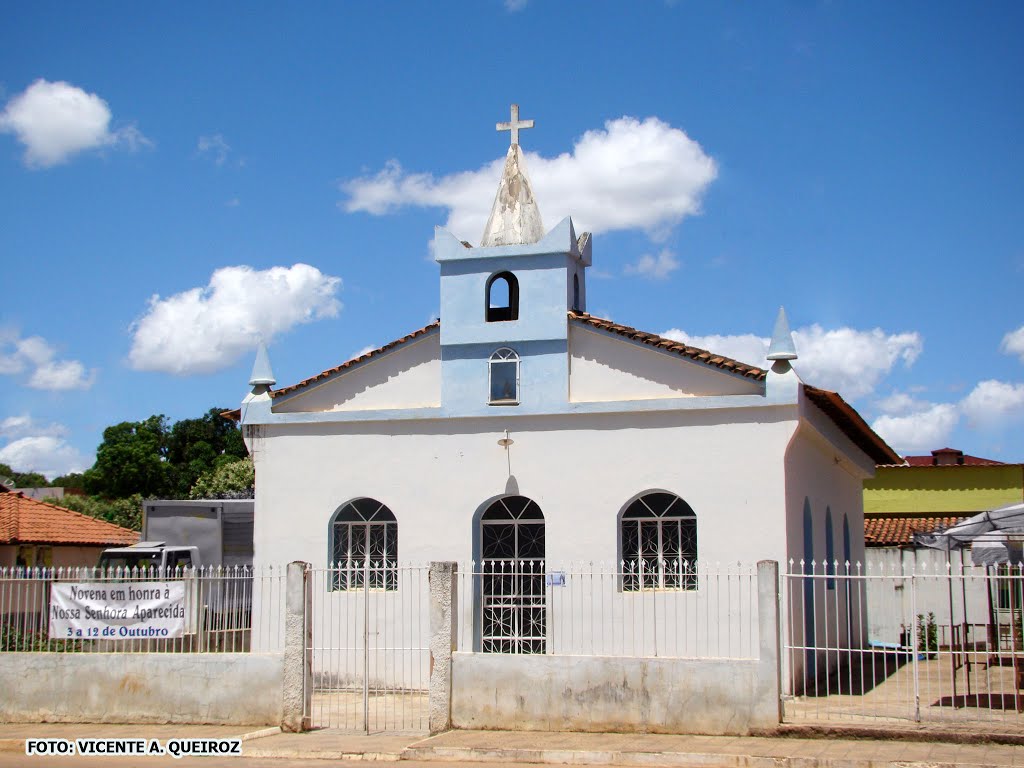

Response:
(273, 334), (441, 413)
(569, 324), (764, 403)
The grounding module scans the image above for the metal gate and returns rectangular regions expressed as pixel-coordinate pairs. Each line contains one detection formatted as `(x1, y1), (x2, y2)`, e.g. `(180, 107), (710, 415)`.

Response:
(781, 559), (1024, 728)
(306, 562), (430, 732)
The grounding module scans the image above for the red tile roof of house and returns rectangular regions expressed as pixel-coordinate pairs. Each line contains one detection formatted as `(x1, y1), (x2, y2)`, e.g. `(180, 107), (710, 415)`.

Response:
(864, 515), (966, 547)
(897, 448), (1007, 467)
(569, 311), (767, 380)
(0, 492), (139, 546)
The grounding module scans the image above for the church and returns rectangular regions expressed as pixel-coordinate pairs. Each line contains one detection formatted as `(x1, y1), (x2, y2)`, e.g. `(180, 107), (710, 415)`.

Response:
(239, 106), (898, 659)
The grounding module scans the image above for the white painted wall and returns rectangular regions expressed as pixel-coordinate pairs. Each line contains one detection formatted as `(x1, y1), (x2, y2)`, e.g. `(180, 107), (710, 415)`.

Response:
(782, 417), (872, 689)
(568, 326), (763, 403)
(251, 408), (796, 570)
(250, 407), (798, 660)
(273, 335), (441, 413)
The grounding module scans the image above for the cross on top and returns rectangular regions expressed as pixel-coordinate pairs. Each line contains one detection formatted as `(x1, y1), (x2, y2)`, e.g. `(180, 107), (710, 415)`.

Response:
(496, 104), (534, 147)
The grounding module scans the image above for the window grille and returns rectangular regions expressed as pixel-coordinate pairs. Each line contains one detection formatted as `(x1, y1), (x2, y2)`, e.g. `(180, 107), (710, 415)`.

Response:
(480, 496), (546, 653)
(330, 498), (398, 591)
(620, 492), (697, 591)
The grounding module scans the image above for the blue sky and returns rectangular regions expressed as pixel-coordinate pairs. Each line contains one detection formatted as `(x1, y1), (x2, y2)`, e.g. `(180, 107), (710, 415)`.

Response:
(1, 1), (1023, 478)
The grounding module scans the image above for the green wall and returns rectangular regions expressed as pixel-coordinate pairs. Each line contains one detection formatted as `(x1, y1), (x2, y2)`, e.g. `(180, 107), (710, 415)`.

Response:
(864, 465), (1024, 515)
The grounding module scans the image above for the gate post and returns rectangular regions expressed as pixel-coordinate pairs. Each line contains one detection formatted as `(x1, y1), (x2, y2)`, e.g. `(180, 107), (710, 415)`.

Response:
(282, 561), (311, 732)
(428, 561), (457, 734)
(756, 560), (783, 727)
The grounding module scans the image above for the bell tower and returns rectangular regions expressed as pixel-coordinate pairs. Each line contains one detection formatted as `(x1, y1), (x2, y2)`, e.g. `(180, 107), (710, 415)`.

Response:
(434, 105), (591, 416)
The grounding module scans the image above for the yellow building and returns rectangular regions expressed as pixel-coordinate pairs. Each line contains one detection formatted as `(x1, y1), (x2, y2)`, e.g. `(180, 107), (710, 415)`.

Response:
(864, 448), (1024, 547)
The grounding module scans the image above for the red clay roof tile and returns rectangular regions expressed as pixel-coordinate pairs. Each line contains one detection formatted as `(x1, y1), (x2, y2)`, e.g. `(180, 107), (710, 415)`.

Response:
(568, 311), (767, 380)
(864, 515), (967, 547)
(0, 493), (139, 546)
(271, 321), (440, 399)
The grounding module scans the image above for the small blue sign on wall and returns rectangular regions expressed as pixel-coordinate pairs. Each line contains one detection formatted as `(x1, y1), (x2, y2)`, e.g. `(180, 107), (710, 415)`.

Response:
(545, 571), (566, 587)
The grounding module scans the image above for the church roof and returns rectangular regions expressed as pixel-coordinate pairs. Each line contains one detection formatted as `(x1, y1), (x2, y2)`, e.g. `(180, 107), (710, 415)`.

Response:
(569, 311), (767, 380)
(0, 492), (139, 546)
(255, 313), (897, 466)
(803, 385), (901, 465)
(270, 321), (440, 399)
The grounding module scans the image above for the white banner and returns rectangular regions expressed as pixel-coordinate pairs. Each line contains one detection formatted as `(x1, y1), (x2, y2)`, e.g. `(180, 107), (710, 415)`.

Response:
(49, 582), (187, 640)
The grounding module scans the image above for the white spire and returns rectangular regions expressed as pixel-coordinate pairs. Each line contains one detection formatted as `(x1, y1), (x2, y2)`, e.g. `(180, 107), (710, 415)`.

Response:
(481, 104), (544, 247)
(767, 306), (798, 361)
(249, 340), (276, 388)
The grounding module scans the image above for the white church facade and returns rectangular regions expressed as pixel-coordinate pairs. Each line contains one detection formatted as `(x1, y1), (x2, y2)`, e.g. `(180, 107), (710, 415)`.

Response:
(239, 107), (898, 672)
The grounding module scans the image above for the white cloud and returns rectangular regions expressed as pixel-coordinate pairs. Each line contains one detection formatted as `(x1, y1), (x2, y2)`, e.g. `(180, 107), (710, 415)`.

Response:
(0, 415), (88, 480)
(660, 324), (922, 399)
(662, 329), (768, 370)
(871, 404), (960, 455)
(625, 249), (680, 280)
(341, 116), (717, 243)
(351, 345), (377, 360)
(0, 330), (95, 390)
(791, 326), (922, 400)
(960, 380), (1024, 427)
(874, 391), (930, 416)
(0, 79), (150, 168)
(128, 264), (343, 375)
(0, 436), (89, 481)
(0, 414), (69, 441)
(198, 133), (231, 165)
(1001, 326), (1024, 363)
(505, 0), (528, 10)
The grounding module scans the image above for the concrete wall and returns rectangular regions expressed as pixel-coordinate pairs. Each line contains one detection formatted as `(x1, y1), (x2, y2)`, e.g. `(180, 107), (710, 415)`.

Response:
(865, 547), (991, 646)
(0, 653), (283, 725)
(451, 653), (773, 735)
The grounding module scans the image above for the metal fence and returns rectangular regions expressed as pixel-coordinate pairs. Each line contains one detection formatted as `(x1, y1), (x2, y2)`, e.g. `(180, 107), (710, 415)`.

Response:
(457, 560), (760, 660)
(0, 565), (286, 653)
(306, 562), (430, 733)
(782, 559), (1024, 726)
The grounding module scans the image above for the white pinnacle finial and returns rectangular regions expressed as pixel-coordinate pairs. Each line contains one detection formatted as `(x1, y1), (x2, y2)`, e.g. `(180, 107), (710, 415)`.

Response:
(249, 340), (276, 387)
(496, 103), (534, 147)
(767, 306), (798, 361)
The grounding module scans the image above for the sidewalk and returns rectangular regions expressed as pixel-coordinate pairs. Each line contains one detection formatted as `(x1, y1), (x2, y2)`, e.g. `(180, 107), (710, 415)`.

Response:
(3, 724), (1024, 767)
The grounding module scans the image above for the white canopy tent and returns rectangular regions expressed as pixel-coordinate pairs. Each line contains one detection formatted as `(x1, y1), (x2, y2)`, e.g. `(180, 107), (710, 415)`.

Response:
(913, 502), (1024, 706)
(914, 502), (1024, 565)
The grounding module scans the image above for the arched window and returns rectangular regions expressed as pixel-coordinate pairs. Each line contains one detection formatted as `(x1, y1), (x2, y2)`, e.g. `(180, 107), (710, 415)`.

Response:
(620, 492), (697, 591)
(486, 271), (519, 322)
(488, 347), (520, 405)
(330, 498), (397, 591)
(572, 273), (581, 312)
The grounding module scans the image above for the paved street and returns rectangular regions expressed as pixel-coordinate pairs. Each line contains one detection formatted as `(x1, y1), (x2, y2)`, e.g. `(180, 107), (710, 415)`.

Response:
(0, 757), (513, 768)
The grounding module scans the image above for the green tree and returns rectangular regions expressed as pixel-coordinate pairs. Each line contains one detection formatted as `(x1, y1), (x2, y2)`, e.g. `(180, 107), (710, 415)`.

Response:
(166, 407), (247, 496)
(0, 463), (49, 488)
(189, 457), (254, 499)
(84, 416), (172, 499)
(43, 493), (143, 531)
(49, 472), (86, 491)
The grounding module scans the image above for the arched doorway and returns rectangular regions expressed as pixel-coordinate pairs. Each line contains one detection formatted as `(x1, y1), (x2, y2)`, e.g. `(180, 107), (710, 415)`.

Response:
(480, 495), (545, 653)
